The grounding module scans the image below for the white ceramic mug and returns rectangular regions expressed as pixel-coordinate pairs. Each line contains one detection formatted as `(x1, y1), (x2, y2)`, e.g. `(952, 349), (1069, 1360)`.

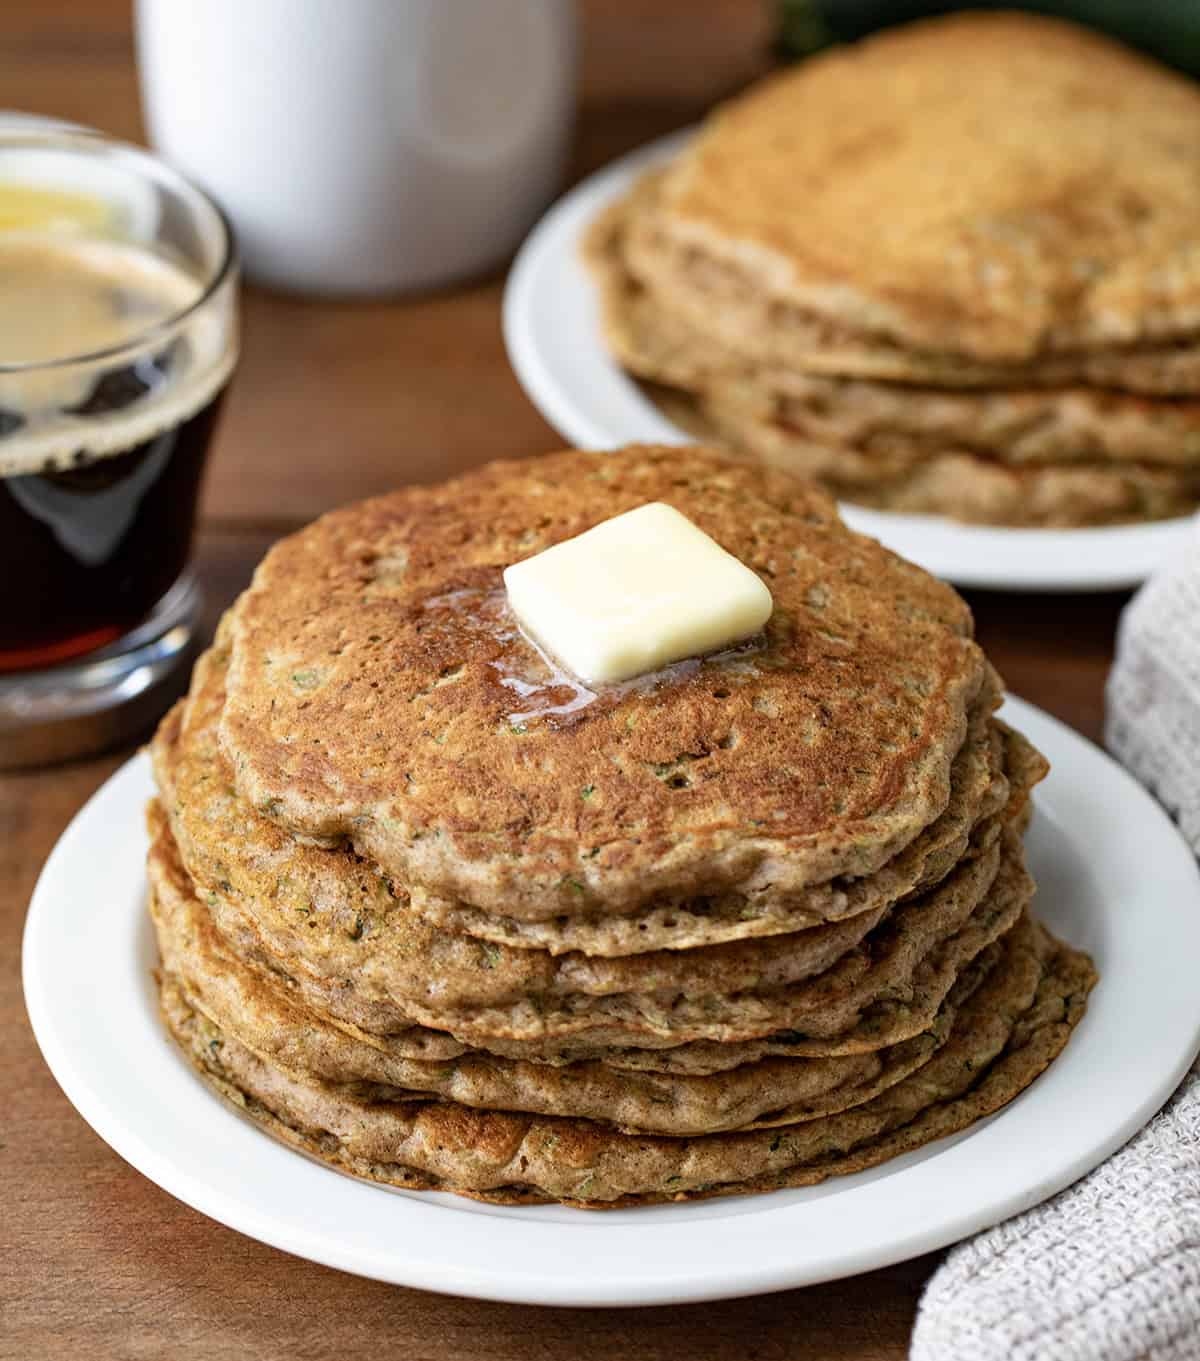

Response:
(135, 0), (576, 295)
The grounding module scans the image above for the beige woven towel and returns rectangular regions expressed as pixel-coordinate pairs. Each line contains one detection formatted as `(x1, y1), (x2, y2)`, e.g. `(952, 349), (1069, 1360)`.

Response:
(912, 531), (1200, 1361)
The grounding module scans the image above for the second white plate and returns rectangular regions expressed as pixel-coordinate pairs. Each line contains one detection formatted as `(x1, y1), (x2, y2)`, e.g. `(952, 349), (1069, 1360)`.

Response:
(503, 130), (1198, 592)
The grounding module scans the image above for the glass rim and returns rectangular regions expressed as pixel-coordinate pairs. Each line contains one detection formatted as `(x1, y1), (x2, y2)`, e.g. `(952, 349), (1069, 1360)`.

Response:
(0, 126), (237, 375)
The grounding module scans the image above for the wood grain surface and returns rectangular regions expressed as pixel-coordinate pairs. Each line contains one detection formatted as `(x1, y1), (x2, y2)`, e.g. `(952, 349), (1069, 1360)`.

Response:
(0, 4), (1127, 1358)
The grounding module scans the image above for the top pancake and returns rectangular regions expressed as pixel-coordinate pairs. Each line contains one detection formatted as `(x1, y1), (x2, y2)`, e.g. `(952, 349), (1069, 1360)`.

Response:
(220, 445), (985, 919)
(658, 13), (1200, 366)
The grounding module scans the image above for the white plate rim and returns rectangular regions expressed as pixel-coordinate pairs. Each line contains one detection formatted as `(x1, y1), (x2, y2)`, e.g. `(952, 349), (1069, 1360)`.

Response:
(502, 129), (1199, 593)
(22, 696), (1200, 1308)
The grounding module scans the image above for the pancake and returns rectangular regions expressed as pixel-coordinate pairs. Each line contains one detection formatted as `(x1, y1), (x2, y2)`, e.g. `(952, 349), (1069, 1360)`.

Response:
(218, 446), (987, 922)
(623, 187), (1200, 397)
(652, 14), (1200, 370)
(681, 389), (1200, 527)
(409, 710), (1007, 951)
(150, 846), (1002, 1136)
(146, 801), (1031, 1056)
(403, 718), (1042, 965)
(586, 184), (1200, 469)
(159, 639), (1012, 971)
(701, 370), (1200, 475)
(159, 911), (1096, 1205)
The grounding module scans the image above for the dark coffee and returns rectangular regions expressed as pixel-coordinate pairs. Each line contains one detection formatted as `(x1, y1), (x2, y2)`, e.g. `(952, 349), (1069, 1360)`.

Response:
(0, 234), (233, 672)
(0, 390), (224, 670)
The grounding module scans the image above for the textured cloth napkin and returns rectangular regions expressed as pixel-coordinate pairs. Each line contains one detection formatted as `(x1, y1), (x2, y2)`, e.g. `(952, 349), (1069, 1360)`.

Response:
(911, 533), (1200, 1361)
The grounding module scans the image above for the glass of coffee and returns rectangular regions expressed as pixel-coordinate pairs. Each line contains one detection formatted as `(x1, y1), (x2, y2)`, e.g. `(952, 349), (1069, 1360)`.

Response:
(0, 126), (237, 767)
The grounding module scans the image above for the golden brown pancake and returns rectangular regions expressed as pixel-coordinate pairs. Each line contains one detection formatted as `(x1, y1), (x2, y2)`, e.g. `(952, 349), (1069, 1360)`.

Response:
(676, 388), (1200, 527)
(218, 446), (987, 921)
(586, 183), (1200, 467)
(159, 911), (1095, 1205)
(150, 840), (1002, 1137)
(159, 637), (1013, 961)
(147, 799), (1032, 1058)
(655, 14), (1200, 368)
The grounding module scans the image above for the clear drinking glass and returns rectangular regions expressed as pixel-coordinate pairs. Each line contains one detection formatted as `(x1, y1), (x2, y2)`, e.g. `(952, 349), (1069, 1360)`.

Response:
(0, 126), (238, 766)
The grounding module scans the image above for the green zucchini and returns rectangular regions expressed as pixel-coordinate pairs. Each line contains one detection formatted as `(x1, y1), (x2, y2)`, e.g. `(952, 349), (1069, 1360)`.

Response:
(777, 1), (1200, 79)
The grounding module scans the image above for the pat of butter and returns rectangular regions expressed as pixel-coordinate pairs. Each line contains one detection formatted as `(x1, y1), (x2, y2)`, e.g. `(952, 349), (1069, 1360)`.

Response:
(503, 502), (773, 685)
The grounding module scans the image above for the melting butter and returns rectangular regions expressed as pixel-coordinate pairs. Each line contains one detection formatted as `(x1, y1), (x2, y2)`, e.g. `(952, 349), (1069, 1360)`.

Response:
(503, 502), (773, 686)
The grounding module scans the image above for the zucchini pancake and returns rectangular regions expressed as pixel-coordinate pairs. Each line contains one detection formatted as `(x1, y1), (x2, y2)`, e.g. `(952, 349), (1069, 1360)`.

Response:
(585, 13), (1200, 526)
(147, 445), (1095, 1206)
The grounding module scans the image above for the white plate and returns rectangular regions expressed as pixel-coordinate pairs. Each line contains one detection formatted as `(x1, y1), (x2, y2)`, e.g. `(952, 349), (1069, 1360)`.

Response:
(22, 697), (1200, 1307)
(502, 130), (1199, 593)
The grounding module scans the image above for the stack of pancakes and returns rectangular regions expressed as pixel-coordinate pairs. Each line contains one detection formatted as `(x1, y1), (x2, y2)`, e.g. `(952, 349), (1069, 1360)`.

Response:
(147, 446), (1094, 1206)
(586, 14), (1200, 527)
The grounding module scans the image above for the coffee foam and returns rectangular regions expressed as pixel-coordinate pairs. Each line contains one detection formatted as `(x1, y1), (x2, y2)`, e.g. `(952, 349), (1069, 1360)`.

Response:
(0, 234), (235, 476)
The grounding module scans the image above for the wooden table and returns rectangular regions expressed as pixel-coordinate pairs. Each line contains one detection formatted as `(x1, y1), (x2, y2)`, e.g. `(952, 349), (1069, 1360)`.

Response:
(1, 5), (1127, 1357)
